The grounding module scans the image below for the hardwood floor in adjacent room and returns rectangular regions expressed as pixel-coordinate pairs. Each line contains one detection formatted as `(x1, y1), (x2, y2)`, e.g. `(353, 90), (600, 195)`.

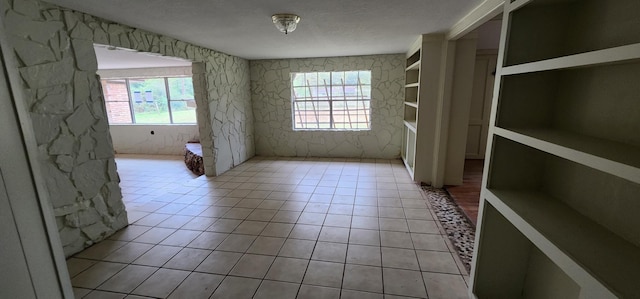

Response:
(445, 159), (483, 225)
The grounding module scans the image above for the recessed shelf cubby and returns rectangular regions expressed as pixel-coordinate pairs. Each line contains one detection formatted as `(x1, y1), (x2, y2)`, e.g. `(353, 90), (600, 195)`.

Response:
(505, 0), (640, 66)
(471, 0), (640, 298)
(404, 105), (417, 125)
(405, 69), (419, 85)
(406, 50), (420, 68)
(404, 85), (418, 104)
(496, 61), (640, 182)
(473, 202), (581, 299)
(482, 136), (640, 297)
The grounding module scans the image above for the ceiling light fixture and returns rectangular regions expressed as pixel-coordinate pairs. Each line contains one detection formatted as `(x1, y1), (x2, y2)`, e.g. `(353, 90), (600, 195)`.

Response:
(272, 14), (301, 34)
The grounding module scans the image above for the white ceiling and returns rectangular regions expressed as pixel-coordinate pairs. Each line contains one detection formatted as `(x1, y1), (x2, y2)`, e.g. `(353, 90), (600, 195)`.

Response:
(45, 0), (484, 60)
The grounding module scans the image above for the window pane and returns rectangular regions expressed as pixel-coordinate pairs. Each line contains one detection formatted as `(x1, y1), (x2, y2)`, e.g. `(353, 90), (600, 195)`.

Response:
(168, 77), (196, 123)
(317, 101), (330, 111)
(293, 87), (307, 98)
(292, 73), (305, 87)
(309, 86), (318, 98)
(291, 71), (371, 130)
(129, 78), (170, 124)
(331, 86), (344, 98)
(344, 86), (358, 98)
(318, 72), (331, 85)
(317, 85), (329, 98)
(305, 73), (317, 86)
(168, 77), (194, 101)
(332, 72), (345, 85)
(345, 71), (359, 84)
(170, 101), (197, 123)
(359, 71), (371, 84)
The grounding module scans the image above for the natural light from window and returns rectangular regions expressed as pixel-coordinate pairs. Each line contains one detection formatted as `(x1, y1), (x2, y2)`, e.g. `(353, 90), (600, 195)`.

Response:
(101, 76), (196, 124)
(291, 71), (371, 130)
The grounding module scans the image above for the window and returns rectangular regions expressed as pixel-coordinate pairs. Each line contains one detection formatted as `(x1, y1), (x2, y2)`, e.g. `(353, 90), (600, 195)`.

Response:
(291, 71), (371, 130)
(101, 76), (196, 124)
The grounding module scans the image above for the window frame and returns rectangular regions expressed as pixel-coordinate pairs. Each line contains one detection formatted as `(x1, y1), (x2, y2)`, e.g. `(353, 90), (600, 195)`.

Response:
(101, 75), (197, 125)
(290, 70), (372, 131)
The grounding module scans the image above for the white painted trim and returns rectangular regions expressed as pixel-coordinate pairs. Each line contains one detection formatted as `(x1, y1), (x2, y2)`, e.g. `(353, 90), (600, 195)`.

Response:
(501, 43), (640, 75)
(97, 66), (193, 79)
(0, 12), (73, 298)
(447, 0), (505, 40)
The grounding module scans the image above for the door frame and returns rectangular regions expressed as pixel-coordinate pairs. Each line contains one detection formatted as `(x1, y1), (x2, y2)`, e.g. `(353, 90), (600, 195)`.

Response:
(0, 14), (73, 299)
(466, 49), (498, 159)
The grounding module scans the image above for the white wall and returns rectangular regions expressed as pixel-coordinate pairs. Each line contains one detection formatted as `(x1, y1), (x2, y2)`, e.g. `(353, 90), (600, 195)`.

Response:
(250, 54), (405, 158)
(442, 36), (478, 185)
(476, 19), (502, 50)
(110, 125), (199, 155)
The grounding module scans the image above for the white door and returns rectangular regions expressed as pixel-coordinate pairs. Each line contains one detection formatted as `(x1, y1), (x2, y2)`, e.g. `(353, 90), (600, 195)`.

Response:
(465, 52), (497, 159)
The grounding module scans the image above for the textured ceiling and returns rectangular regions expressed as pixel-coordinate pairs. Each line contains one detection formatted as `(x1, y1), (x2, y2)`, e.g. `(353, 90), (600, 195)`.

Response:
(45, 0), (483, 60)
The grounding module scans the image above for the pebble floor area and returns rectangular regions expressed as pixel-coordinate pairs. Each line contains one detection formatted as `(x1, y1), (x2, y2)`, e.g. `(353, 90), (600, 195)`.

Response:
(421, 185), (475, 272)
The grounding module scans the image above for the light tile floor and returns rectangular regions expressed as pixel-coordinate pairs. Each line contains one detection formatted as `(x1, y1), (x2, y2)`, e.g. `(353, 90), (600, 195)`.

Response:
(68, 155), (469, 299)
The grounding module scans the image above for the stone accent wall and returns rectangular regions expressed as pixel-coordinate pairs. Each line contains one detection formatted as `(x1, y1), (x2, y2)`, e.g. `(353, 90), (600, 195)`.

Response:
(208, 59), (253, 173)
(192, 62), (216, 175)
(250, 55), (405, 158)
(2, 0), (254, 256)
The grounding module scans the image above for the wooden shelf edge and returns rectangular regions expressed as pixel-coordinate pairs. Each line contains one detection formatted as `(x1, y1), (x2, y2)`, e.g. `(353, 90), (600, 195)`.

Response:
(493, 127), (640, 184)
(404, 121), (417, 132)
(501, 43), (640, 75)
(406, 61), (420, 71)
(405, 82), (419, 88)
(404, 101), (418, 108)
(485, 189), (639, 297)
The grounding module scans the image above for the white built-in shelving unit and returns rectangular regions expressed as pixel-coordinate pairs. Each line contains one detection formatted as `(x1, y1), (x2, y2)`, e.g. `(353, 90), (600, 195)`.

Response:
(402, 46), (420, 176)
(402, 35), (447, 183)
(470, 0), (640, 298)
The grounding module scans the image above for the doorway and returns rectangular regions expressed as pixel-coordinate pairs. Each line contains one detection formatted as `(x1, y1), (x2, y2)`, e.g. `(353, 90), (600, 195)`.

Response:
(446, 14), (501, 225)
(92, 44), (202, 221)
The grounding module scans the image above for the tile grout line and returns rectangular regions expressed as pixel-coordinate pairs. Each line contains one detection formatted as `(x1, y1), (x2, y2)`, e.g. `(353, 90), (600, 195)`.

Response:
(72, 157), (464, 298)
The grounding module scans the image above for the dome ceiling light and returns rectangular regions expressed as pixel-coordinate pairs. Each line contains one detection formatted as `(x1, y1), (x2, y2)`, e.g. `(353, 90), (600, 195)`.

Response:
(272, 14), (301, 34)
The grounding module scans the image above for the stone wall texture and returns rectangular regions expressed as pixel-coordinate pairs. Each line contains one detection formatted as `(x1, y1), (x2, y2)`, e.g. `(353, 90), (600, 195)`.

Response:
(250, 55), (405, 158)
(2, 0), (253, 256)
